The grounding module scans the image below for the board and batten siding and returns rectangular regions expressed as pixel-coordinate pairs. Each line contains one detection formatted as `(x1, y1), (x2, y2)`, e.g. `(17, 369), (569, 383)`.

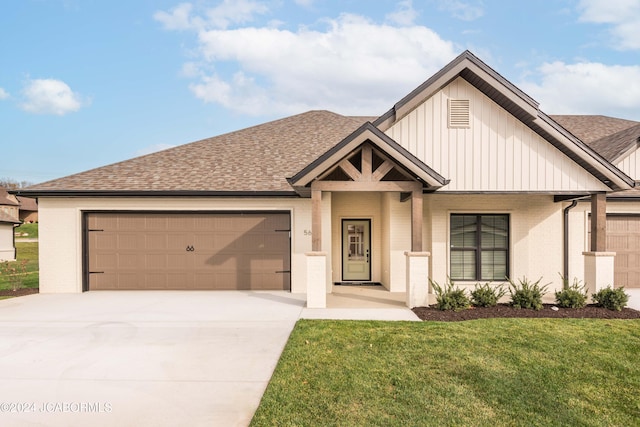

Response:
(386, 77), (609, 192)
(617, 149), (640, 180)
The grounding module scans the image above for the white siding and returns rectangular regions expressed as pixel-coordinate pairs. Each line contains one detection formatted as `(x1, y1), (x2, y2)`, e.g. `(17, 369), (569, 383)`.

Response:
(617, 149), (640, 180)
(38, 197), (314, 294)
(386, 77), (609, 193)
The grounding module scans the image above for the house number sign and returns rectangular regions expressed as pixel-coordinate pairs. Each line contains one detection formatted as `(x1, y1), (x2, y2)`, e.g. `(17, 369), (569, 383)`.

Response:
(185, 245), (195, 252)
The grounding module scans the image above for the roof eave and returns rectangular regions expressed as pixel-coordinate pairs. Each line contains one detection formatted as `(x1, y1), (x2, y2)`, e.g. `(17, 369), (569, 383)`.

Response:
(10, 190), (302, 198)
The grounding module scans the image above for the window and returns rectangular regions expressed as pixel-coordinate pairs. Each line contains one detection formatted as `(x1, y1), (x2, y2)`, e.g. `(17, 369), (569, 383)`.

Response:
(450, 214), (509, 281)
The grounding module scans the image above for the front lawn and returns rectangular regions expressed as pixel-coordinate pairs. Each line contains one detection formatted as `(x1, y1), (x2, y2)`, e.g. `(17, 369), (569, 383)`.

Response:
(0, 242), (39, 291)
(14, 222), (38, 238)
(251, 319), (640, 426)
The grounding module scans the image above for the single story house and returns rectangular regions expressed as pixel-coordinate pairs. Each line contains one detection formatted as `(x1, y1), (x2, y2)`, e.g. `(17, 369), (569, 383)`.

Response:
(0, 189), (21, 261)
(13, 51), (640, 307)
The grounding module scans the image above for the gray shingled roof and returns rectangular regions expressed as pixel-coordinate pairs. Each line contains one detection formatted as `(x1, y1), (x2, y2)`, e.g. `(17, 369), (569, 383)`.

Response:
(23, 111), (370, 193)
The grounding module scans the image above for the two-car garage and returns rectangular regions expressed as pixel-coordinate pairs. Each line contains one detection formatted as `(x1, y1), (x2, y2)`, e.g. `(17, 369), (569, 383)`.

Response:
(84, 212), (291, 291)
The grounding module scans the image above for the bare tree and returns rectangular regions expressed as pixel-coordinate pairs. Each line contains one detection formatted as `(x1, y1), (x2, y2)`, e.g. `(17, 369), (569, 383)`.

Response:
(0, 178), (33, 190)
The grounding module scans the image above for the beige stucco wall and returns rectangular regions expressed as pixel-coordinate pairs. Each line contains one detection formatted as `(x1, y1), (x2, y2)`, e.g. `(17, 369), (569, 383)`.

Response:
(37, 197), (315, 294)
(426, 194), (565, 296)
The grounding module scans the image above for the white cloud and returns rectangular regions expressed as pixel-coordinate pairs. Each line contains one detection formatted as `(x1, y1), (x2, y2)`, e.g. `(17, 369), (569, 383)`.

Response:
(386, 0), (419, 26)
(519, 61), (640, 117)
(20, 78), (85, 115)
(159, 10), (456, 116)
(0, 88), (8, 99)
(154, 3), (199, 30)
(436, 0), (484, 21)
(135, 143), (177, 156)
(578, 0), (640, 49)
(154, 0), (268, 31)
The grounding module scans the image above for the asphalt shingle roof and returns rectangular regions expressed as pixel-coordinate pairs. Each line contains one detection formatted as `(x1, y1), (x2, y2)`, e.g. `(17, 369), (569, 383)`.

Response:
(551, 115), (639, 144)
(25, 111), (370, 193)
(18, 111), (640, 195)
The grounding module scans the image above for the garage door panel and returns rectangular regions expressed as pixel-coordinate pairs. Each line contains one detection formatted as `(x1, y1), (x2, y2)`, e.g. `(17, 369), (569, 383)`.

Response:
(606, 215), (640, 288)
(87, 212), (290, 291)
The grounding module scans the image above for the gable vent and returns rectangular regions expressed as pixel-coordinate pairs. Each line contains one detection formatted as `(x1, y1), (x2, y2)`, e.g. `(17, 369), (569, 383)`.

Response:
(448, 99), (470, 128)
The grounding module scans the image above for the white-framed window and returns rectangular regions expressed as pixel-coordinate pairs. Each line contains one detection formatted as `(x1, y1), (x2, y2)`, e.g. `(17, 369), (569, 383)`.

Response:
(450, 214), (509, 280)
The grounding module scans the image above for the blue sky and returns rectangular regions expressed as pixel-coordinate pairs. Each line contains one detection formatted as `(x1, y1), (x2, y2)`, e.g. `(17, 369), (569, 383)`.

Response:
(2, 0), (640, 184)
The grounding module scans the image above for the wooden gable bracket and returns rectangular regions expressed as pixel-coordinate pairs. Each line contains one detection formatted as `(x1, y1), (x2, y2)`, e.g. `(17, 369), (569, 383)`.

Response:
(310, 142), (424, 252)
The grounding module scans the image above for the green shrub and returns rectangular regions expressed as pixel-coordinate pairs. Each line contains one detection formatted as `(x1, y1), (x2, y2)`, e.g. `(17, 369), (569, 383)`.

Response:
(430, 278), (470, 312)
(592, 286), (629, 311)
(470, 282), (506, 307)
(508, 277), (548, 310)
(555, 276), (587, 309)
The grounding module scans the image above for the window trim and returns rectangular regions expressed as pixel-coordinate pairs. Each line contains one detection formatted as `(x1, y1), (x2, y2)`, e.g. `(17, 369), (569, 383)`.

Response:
(449, 213), (510, 281)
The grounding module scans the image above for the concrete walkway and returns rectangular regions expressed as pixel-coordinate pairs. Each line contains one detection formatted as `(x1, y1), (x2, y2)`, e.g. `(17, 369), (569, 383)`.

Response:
(0, 291), (417, 427)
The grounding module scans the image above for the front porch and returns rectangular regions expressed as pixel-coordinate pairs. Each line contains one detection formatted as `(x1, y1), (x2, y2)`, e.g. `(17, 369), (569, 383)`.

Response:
(327, 284), (407, 308)
(300, 284), (421, 321)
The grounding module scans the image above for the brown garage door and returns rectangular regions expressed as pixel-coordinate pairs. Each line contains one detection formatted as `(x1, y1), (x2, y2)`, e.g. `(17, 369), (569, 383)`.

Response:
(85, 212), (290, 291)
(607, 215), (640, 288)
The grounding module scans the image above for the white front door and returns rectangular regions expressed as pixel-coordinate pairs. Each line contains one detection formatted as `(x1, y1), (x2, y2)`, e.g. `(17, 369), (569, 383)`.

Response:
(342, 219), (371, 281)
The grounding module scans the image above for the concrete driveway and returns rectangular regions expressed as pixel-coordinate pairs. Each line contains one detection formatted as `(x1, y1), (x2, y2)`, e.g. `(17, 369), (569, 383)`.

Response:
(0, 291), (306, 427)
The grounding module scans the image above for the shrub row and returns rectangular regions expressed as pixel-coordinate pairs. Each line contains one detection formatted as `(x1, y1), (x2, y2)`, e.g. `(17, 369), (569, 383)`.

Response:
(430, 276), (629, 312)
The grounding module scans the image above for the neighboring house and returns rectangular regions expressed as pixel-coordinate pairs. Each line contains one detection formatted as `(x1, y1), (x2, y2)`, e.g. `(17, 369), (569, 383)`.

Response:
(0, 189), (21, 261)
(13, 51), (639, 307)
(16, 196), (38, 223)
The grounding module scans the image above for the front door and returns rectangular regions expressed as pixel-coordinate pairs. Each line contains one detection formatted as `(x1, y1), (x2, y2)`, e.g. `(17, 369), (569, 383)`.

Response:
(342, 219), (371, 281)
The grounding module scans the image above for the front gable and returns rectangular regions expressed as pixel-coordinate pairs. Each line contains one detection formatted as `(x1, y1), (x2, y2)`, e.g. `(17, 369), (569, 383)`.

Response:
(386, 77), (611, 193)
(375, 51), (634, 194)
(288, 122), (448, 196)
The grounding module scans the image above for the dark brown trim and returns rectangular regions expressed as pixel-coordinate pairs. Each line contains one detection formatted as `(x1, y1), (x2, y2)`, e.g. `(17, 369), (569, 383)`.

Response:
(288, 122), (449, 188)
(12, 190), (300, 198)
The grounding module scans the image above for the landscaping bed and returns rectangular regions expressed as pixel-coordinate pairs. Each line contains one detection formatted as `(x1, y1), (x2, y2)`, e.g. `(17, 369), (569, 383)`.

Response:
(413, 303), (640, 321)
(0, 287), (38, 298)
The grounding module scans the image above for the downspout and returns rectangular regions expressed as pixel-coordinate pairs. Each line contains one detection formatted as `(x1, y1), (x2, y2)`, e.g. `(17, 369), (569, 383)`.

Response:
(563, 200), (578, 280)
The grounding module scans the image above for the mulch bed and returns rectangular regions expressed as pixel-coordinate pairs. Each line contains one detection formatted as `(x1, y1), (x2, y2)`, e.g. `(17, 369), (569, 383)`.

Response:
(412, 304), (640, 321)
(0, 288), (39, 298)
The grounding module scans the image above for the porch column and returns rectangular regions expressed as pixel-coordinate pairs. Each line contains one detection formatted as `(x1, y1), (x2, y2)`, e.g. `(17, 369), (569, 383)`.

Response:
(584, 192), (615, 296)
(306, 252), (327, 308)
(411, 186), (423, 252)
(591, 192), (606, 252)
(311, 188), (322, 251)
(405, 251), (430, 308)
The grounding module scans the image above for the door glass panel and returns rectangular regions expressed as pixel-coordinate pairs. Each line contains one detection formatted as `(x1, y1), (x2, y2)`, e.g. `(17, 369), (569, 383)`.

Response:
(347, 224), (365, 260)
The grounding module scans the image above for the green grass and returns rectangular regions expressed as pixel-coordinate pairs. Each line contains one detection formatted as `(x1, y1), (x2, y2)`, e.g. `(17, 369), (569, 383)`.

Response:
(14, 222), (38, 238)
(251, 319), (640, 427)
(0, 242), (39, 289)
